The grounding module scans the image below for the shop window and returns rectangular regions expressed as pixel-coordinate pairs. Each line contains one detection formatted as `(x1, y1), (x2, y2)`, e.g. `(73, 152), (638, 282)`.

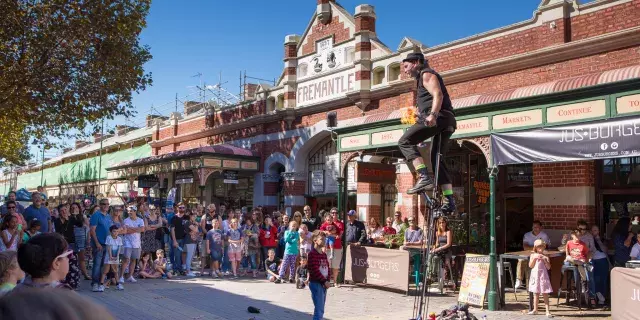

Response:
(372, 67), (385, 86)
(601, 157), (640, 188)
(388, 63), (401, 81)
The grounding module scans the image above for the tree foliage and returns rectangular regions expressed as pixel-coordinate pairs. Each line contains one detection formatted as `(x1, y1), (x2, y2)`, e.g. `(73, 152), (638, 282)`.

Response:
(0, 0), (152, 166)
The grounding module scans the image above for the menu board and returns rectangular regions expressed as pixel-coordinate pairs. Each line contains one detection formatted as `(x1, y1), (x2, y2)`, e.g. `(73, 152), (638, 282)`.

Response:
(458, 254), (490, 306)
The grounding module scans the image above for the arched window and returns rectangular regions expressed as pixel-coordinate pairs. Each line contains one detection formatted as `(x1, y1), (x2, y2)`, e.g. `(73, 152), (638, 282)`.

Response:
(372, 67), (385, 86)
(345, 47), (355, 64)
(266, 97), (276, 113)
(388, 63), (401, 82)
(276, 94), (285, 110)
(297, 63), (308, 78)
(308, 139), (337, 195)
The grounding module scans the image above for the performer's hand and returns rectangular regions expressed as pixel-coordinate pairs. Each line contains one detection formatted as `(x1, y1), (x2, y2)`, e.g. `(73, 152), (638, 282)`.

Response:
(425, 114), (436, 127)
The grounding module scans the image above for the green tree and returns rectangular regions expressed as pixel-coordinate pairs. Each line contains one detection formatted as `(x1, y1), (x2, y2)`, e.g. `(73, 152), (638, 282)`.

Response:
(0, 0), (152, 166)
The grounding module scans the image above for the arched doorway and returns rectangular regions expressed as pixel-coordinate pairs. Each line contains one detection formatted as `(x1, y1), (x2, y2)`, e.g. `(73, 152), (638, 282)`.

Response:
(268, 163), (286, 212)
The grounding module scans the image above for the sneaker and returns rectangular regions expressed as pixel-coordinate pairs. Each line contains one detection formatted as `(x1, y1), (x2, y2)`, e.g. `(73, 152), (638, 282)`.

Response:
(441, 199), (456, 214)
(596, 292), (605, 305)
(514, 279), (523, 289)
(224, 271), (231, 276)
(581, 281), (588, 294)
(289, 278), (295, 284)
(212, 272), (219, 279)
(116, 283), (124, 290)
(127, 276), (137, 283)
(162, 274), (168, 279)
(407, 175), (435, 194)
(119, 277), (125, 284)
(216, 270), (223, 277)
(187, 272), (196, 277)
(274, 278), (282, 284)
(92, 283), (100, 292)
(98, 285), (105, 292)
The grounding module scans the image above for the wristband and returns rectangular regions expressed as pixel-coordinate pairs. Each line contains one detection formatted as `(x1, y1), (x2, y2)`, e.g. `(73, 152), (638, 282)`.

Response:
(429, 111), (439, 118)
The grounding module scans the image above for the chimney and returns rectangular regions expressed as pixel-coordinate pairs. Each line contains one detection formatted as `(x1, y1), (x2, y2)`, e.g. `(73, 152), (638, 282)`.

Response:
(75, 140), (89, 149)
(317, 0), (333, 24)
(184, 101), (204, 115)
(93, 132), (103, 143)
(243, 83), (258, 101)
(115, 125), (138, 136)
(146, 114), (169, 128)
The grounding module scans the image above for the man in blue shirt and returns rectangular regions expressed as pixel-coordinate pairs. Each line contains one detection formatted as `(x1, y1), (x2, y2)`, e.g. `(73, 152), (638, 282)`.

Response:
(23, 192), (52, 233)
(89, 199), (113, 292)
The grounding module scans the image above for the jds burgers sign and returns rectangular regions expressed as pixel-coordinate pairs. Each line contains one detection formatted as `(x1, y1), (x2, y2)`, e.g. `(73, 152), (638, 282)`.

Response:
(345, 246), (409, 292)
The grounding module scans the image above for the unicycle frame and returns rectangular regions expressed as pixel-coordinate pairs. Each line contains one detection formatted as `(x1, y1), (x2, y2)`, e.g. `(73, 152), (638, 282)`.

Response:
(413, 133), (444, 319)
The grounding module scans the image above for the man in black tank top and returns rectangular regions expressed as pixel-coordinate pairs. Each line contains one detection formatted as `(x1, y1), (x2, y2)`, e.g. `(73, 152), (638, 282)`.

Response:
(398, 52), (457, 213)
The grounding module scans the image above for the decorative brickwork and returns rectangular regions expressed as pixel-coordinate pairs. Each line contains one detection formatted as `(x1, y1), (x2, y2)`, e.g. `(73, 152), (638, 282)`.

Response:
(301, 16), (351, 56)
(355, 16), (375, 33)
(264, 182), (279, 196)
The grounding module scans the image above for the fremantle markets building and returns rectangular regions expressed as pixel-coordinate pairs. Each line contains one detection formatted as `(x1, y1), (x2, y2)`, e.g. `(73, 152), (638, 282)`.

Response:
(5, 0), (640, 255)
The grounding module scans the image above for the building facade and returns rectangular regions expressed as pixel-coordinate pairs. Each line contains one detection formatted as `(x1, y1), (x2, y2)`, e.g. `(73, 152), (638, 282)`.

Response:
(8, 0), (640, 254)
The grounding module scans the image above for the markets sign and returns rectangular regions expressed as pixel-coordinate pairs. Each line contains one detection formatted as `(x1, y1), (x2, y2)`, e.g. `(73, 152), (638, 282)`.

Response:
(491, 116), (640, 165)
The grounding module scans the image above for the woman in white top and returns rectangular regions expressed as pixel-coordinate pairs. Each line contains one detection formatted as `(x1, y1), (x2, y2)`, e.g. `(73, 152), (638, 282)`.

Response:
(367, 218), (385, 244)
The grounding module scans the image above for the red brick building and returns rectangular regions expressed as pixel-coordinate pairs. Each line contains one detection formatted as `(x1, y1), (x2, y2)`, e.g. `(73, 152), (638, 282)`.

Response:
(111, 0), (640, 254)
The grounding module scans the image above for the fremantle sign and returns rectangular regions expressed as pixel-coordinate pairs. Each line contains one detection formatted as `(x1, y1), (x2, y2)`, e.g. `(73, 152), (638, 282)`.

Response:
(491, 116), (640, 165)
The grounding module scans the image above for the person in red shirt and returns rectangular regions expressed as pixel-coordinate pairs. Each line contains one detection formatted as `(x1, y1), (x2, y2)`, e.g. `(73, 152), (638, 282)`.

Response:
(564, 229), (591, 293)
(383, 217), (397, 235)
(329, 208), (343, 233)
(320, 212), (342, 287)
(308, 230), (330, 320)
(259, 217), (278, 272)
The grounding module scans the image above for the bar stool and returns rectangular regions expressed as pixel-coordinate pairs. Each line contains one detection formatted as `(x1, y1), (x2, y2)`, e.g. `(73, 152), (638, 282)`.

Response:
(557, 265), (589, 310)
(499, 261), (517, 301)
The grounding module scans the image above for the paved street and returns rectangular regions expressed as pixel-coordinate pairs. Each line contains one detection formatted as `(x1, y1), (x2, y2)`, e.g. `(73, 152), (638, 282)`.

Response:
(77, 275), (611, 320)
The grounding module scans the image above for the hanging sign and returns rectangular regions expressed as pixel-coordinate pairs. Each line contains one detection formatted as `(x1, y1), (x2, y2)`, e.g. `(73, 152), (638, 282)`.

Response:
(311, 170), (324, 193)
(223, 170), (239, 184)
(356, 162), (396, 184)
(137, 175), (159, 189)
(492, 116), (640, 165)
(175, 171), (194, 184)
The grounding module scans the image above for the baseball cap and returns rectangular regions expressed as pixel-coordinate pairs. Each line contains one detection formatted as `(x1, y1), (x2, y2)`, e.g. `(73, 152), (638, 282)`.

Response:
(402, 52), (425, 63)
(347, 210), (356, 216)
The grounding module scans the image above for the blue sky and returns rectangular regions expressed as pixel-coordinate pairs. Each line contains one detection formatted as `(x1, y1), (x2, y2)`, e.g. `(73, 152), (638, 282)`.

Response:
(42, 0), (544, 158)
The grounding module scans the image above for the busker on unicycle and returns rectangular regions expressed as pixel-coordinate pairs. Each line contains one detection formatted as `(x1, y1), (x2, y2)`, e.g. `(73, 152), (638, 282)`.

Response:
(398, 52), (457, 214)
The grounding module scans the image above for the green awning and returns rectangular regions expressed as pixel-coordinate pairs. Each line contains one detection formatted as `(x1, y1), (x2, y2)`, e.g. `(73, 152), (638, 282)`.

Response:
(17, 144), (151, 189)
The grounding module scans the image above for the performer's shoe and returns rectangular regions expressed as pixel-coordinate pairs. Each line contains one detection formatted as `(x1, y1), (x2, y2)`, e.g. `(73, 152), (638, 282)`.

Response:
(441, 199), (456, 214)
(407, 175), (435, 194)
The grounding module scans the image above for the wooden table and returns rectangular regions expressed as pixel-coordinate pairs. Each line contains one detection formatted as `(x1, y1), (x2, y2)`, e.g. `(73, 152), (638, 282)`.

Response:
(499, 250), (565, 310)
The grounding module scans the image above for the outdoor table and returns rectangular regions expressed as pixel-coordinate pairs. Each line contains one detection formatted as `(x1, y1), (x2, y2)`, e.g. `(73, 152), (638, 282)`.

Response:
(499, 250), (565, 309)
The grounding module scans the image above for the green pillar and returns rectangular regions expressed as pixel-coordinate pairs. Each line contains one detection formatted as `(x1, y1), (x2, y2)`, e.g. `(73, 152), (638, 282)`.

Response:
(487, 166), (499, 311)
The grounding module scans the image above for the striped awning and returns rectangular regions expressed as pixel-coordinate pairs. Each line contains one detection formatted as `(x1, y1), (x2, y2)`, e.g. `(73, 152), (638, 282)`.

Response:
(339, 64), (640, 127)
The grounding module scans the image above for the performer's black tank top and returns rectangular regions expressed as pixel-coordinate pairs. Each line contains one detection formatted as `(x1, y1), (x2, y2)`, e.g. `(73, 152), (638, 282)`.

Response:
(416, 68), (454, 115)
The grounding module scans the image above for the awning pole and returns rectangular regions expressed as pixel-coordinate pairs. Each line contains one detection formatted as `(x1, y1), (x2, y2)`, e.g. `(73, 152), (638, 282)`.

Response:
(488, 165), (499, 311)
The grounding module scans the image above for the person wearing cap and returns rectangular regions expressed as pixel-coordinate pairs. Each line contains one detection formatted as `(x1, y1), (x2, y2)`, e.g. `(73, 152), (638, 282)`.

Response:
(345, 210), (366, 246)
(398, 52), (457, 213)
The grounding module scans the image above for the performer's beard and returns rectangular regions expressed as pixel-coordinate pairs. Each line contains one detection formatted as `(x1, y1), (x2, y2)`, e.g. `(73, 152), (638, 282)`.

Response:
(410, 67), (420, 78)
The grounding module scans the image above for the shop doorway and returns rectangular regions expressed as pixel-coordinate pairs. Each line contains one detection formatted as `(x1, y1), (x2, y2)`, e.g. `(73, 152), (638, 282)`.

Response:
(496, 164), (534, 254)
(382, 184), (398, 222)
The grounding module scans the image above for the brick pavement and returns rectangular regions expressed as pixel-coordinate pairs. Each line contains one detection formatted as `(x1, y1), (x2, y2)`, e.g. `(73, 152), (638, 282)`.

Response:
(76, 275), (611, 320)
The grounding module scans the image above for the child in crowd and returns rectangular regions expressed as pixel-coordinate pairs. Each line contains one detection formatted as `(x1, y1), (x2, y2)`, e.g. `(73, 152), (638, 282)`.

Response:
(528, 239), (553, 317)
(278, 220), (300, 283)
(101, 225), (124, 291)
(322, 215), (337, 260)
(0, 251), (24, 296)
(206, 219), (225, 278)
(0, 215), (21, 252)
(308, 230), (331, 320)
(564, 230), (591, 294)
(153, 249), (172, 279)
(138, 252), (162, 279)
(295, 255), (309, 289)
(22, 220), (41, 243)
(265, 248), (281, 282)
(227, 218), (243, 279)
(299, 224), (312, 257)
(277, 215), (289, 259)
